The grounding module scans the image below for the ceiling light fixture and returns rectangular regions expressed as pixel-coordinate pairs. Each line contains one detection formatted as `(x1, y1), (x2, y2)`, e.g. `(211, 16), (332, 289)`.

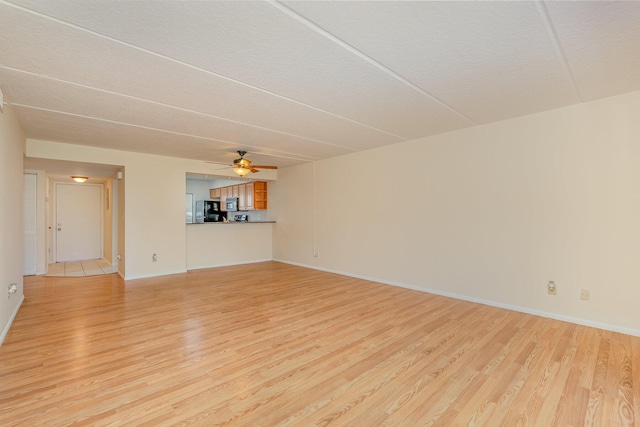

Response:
(71, 176), (88, 183)
(232, 165), (251, 177)
(232, 152), (252, 177)
(228, 150), (277, 177)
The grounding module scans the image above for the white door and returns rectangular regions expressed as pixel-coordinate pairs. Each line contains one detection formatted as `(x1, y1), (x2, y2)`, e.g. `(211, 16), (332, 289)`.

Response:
(55, 183), (102, 262)
(23, 173), (37, 275)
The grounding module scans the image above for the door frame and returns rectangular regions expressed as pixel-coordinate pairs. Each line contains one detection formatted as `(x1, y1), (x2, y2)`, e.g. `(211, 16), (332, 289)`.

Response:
(23, 173), (37, 275)
(53, 181), (104, 263)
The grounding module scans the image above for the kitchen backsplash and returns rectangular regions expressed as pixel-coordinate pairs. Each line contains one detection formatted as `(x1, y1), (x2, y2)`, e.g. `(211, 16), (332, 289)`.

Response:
(236, 210), (267, 221)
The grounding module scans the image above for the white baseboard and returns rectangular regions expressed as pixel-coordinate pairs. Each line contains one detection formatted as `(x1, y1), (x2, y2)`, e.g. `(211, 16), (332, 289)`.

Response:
(0, 295), (25, 347)
(126, 258), (274, 280)
(124, 269), (187, 281)
(274, 259), (640, 338)
(187, 258), (273, 271)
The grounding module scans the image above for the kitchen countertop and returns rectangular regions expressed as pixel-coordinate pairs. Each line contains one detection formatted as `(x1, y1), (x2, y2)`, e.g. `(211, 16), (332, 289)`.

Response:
(187, 221), (275, 224)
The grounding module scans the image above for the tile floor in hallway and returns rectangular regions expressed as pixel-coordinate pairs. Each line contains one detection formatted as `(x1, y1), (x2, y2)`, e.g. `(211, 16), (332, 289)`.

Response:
(46, 259), (117, 277)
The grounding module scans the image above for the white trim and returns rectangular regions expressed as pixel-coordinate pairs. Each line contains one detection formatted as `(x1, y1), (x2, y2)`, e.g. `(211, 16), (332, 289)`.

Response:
(124, 269), (187, 281)
(187, 258), (273, 272)
(0, 295), (24, 347)
(274, 259), (640, 338)
(23, 173), (38, 276)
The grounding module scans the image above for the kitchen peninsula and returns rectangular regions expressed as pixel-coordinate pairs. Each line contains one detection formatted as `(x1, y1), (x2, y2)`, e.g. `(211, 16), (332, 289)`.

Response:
(185, 179), (275, 270)
(186, 221), (275, 270)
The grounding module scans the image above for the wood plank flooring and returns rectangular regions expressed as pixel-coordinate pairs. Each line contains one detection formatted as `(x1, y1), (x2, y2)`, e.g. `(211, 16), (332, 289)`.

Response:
(1, 261), (638, 426)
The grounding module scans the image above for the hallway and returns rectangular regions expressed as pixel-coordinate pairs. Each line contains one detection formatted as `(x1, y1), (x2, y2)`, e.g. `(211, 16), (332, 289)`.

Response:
(46, 259), (117, 277)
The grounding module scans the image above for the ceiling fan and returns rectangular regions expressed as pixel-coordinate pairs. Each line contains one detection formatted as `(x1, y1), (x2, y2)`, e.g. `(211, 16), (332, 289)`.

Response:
(211, 151), (278, 177)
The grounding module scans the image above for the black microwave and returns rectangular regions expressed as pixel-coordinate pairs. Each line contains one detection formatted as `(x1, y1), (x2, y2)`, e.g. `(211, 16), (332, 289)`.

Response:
(226, 197), (238, 212)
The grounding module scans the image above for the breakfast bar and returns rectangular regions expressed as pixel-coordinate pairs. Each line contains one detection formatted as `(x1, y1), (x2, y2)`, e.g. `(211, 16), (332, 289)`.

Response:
(186, 221), (275, 270)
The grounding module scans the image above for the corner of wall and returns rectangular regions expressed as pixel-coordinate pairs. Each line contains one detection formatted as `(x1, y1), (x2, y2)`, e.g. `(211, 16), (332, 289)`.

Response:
(0, 104), (26, 344)
(0, 295), (24, 346)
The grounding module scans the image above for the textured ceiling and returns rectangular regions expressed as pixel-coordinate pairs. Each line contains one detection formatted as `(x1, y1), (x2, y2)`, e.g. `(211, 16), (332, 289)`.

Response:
(3, 1), (640, 170)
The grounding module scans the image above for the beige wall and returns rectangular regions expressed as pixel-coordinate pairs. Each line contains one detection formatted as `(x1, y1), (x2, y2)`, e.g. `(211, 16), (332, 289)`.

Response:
(272, 90), (640, 336)
(270, 163), (316, 262)
(27, 141), (189, 279)
(0, 105), (26, 344)
(186, 223), (273, 270)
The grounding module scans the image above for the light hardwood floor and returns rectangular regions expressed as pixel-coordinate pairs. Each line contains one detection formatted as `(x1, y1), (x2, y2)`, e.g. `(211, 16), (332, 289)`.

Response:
(1, 261), (638, 426)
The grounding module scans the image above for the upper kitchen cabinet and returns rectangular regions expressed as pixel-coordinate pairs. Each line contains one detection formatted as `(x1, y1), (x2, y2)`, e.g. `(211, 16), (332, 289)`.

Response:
(253, 181), (268, 210)
(210, 181), (268, 211)
(210, 187), (221, 198)
(220, 187), (229, 211)
(245, 182), (254, 211)
(238, 184), (247, 211)
(237, 182), (267, 211)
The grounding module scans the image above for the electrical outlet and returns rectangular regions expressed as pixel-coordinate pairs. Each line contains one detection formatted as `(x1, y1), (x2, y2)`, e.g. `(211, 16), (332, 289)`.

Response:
(580, 289), (590, 301)
(314, 252), (319, 258)
(547, 281), (557, 295)
(152, 253), (157, 262)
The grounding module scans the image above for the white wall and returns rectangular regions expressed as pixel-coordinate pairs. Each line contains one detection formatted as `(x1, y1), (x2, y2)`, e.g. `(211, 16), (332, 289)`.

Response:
(0, 105), (26, 345)
(272, 90), (640, 336)
(187, 178), (218, 201)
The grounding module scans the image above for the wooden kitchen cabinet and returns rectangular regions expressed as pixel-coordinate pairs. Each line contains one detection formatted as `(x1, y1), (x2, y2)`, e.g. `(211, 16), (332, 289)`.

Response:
(219, 187), (228, 211)
(253, 181), (267, 210)
(238, 184), (247, 211)
(245, 182), (254, 210)
(210, 181), (267, 211)
(209, 188), (221, 198)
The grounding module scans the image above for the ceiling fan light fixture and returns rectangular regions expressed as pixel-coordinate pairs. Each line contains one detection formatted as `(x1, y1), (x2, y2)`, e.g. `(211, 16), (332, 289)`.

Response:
(232, 166), (251, 177)
(225, 150), (276, 176)
(71, 176), (89, 183)
(235, 158), (251, 169)
(232, 151), (253, 176)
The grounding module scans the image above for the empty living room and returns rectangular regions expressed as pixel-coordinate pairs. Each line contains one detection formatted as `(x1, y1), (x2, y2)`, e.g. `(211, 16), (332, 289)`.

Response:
(1, 1), (639, 426)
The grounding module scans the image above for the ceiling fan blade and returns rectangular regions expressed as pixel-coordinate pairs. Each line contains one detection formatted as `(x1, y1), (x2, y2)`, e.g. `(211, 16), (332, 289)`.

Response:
(234, 159), (252, 168)
(251, 165), (278, 169)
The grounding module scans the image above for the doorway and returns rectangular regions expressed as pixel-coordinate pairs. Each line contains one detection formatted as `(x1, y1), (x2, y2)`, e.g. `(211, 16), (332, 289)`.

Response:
(54, 182), (103, 262)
